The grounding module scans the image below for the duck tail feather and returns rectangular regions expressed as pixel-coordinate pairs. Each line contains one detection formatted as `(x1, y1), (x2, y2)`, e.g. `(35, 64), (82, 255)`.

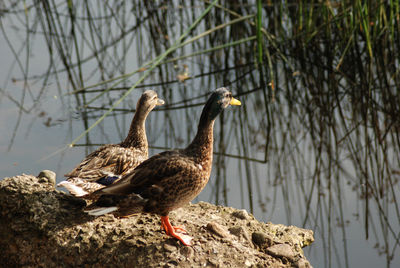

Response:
(85, 206), (118, 216)
(57, 180), (89, 197)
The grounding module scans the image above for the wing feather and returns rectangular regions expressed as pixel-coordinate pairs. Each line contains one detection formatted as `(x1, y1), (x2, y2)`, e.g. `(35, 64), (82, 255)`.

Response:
(64, 144), (146, 181)
(91, 150), (200, 196)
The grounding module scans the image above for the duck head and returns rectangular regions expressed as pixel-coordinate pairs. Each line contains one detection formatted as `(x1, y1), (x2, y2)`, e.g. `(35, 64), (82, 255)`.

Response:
(201, 87), (241, 122)
(136, 90), (165, 115)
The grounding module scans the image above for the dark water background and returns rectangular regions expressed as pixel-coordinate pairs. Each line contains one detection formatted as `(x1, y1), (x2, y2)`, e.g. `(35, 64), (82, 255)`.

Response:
(1, 1), (399, 267)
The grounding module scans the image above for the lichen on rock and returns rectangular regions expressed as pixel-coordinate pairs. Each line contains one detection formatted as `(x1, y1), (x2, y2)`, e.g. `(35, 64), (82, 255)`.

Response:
(0, 172), (314, 267)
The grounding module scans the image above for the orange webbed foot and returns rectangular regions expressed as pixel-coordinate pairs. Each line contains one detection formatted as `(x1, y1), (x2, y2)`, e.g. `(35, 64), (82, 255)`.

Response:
(172, 225), (188, 234)
(161, 216), (193, 246)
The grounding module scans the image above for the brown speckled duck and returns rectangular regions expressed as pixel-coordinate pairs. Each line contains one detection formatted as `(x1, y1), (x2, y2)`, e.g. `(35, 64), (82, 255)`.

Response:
(57, 90), (164, 197)
(84, 87), (241, 246)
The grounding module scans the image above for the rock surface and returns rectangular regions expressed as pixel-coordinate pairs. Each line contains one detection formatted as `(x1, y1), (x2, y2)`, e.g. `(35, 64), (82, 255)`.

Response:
(0, 172), (314, 267)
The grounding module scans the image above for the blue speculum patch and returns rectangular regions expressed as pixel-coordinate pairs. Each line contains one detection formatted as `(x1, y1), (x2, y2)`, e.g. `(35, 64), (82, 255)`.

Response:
(96, 176), (119, 186)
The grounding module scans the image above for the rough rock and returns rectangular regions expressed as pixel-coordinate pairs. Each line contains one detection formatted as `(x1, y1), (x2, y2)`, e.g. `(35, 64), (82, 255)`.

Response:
(0, 172), (314, 267)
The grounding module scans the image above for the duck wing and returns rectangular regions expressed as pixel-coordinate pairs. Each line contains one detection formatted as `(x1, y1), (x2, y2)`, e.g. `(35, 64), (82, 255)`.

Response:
(64, 144), (147, 181)
(92, 150), (199, 196)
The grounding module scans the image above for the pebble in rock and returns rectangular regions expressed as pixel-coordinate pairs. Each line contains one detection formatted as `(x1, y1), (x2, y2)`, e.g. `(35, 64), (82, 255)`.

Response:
(206, 222), (231, 238)
(180, 246), (194, 259)
(252, 231), (272, 247)
(37, 170), (56, 186)
(266, 243), (296, 262)
(229, 226), (253, 246)
(229, 226), (244, 237)
(231, 209), (249, 220)
(163, 243), (177, 252)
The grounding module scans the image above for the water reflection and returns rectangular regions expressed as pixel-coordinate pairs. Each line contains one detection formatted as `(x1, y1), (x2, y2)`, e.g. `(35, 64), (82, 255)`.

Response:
(1, 1), (399, 267)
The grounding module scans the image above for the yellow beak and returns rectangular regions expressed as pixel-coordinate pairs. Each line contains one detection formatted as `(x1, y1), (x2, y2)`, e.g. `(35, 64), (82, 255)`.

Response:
(157, 99), (165, 106)
(230, 97), (241, 106)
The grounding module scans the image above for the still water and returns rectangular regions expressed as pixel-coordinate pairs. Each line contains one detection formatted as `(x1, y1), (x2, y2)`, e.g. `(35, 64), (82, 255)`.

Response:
(1, 2), (399, 267)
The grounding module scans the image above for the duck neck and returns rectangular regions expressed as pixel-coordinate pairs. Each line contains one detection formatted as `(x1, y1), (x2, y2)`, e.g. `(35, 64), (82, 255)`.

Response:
(120, 109), (148, 153)
(185, 116), (215, 169)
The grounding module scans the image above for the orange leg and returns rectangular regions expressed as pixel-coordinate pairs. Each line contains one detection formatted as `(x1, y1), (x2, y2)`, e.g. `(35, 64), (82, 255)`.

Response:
(160, 216), (193, 246)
